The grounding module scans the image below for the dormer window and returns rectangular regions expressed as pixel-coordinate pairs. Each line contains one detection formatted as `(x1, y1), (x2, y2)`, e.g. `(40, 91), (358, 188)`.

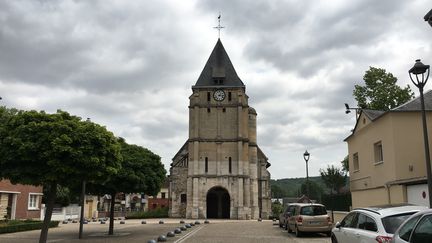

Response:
(213, 78), (224, 85)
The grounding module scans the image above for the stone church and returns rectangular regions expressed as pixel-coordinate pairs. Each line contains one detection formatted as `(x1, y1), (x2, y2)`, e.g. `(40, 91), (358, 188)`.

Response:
(169, 38), (271, 219)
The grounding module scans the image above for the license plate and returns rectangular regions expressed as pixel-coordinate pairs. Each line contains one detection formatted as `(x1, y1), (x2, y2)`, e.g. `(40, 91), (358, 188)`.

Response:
(309, 221), (321, 225)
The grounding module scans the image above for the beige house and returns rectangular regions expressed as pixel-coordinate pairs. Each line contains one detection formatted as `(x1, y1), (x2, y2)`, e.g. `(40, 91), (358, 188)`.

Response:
(345, 91), (432, 208)
(169, 39), (271, 219)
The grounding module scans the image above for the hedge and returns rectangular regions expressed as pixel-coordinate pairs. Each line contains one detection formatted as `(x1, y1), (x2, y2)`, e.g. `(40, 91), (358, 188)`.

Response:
(125, 207), (169, 219)
(0, 220), (60, 234)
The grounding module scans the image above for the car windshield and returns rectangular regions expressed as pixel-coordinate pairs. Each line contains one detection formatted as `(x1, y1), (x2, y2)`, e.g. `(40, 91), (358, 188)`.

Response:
(381, 212), (417, 234)
(300, 206), (327, 216)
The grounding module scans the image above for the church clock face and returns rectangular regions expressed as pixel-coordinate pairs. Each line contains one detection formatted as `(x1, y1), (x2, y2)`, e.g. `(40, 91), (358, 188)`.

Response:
(213, 89), (225, 101)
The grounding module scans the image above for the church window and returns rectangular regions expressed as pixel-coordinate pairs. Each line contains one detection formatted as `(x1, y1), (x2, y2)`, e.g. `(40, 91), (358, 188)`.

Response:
(207, 92), (210, 101)
(229, 157), (232, 173)
(205, 157), (208, 173)
(228, 92), (232, 101)
(181, 194), (187, 203)
(207, 108), (211, 113)
(223, 108), (226, 112)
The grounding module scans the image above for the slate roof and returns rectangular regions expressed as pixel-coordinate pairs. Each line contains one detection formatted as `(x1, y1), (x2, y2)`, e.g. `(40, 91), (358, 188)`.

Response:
(393, 90), (432, 111)
(194, 39), (245, 88)
(362, 109), (385, 121)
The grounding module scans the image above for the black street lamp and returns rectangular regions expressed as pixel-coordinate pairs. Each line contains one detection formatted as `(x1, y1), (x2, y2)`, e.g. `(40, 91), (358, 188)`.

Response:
(425, 9), (432, 28)
(303, 150), (310, 198)
(408, 59), (432, 208)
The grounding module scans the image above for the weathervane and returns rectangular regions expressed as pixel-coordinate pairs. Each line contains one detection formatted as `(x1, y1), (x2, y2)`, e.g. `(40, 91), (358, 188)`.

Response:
(213, 13), (225, 38)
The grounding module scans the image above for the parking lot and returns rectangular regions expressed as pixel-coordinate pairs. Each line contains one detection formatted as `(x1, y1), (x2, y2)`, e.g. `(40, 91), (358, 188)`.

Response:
(0, 219), (331, 243)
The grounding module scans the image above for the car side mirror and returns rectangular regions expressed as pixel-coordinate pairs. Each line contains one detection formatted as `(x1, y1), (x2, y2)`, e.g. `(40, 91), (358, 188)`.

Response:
(335, 222), (341, 229)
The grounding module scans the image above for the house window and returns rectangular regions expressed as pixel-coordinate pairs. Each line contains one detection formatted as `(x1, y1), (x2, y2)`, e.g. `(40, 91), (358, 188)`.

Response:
(161, 192), (166, 199)
(205, 157), (208, 173)
(28, 194), (40, 210)
(229, 157), (232, 173)
(374, 141), (383, 164)
(353, 153), (359, 171)
(181, 194), (187, 203)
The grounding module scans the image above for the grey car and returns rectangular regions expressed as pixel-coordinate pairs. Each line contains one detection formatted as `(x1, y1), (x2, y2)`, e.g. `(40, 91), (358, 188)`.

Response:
(391, 208), (432, 243)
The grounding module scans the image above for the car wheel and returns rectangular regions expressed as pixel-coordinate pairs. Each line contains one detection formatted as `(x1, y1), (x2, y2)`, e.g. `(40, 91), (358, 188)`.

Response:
(279, 222), (282, 228)
(283, 222), (288, 230)
(326, 231), (331, 237)
(287, 224), (292, 233)
(331, 234), (338, 243)
(295, 226), (302, 237)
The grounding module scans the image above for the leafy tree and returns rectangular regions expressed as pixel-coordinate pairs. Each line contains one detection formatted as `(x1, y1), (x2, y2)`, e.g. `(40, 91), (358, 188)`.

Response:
(353, 67), (414, 110)
(0, 110), (122, 243)
(271, 201), (283, 219)
(341, 156), (349, 173)
(87, 138), (166, 235)
(320, 165), (346, 194)
(300, 180), (323, 200)
(271, 184), (284, 198)
(320, 165), (347, 222)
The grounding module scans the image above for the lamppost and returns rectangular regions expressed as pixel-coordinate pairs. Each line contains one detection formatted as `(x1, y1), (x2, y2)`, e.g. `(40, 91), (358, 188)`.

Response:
(425, 9), (432, 28)
(303, 150), (310, 199)
(408, 59), (432, 208)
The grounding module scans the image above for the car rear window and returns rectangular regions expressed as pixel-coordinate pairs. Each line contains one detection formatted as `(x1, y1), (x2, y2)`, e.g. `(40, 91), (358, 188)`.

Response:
(300, 206), (327, 216)
(382, 212), (417, 234)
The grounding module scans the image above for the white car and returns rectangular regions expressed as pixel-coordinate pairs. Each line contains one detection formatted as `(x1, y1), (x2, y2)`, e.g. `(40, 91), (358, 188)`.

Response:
(391, 208), (432, 243)
(331, 205), (427, 243)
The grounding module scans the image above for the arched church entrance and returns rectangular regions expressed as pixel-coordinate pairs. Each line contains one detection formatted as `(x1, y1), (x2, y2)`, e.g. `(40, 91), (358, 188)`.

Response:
(206, 187), (230, 219)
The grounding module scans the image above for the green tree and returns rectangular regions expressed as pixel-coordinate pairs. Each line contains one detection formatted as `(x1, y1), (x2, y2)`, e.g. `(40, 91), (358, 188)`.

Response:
(300, 180), (322, 201)
(353, 67), (414, 110)
(0, 110), (122, 243)
(341, 155), (349, 173)
(271, 200), (283, 219)
(87, 138), (166, 235)
(271, 184), (285, 198)
(320, 165), (346, 194)
(320, 165), (347, 222)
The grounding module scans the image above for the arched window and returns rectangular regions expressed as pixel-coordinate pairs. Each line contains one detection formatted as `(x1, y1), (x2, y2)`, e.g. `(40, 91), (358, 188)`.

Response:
(229, 157), (232, 173)
(205, 157), (208, 173)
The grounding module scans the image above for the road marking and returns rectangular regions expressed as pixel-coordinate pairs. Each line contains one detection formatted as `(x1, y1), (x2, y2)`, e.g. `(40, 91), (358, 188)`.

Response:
(174, 225), (205, 243)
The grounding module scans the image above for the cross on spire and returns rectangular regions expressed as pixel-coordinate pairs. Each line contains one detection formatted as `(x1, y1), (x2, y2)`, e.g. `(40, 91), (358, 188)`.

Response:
(214, 13), (225, 39)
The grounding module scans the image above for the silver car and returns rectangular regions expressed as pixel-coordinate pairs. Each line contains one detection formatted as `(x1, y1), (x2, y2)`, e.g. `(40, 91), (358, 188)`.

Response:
(391, 209), (432, 243)
(331, 205), (427, 243)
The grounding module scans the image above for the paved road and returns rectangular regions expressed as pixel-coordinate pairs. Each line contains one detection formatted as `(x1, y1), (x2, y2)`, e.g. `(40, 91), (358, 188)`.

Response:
(0, 219), (331, 243)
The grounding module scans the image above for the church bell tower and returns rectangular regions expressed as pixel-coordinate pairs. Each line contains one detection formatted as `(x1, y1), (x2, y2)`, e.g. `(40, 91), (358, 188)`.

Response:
(169, 38), (271, 220)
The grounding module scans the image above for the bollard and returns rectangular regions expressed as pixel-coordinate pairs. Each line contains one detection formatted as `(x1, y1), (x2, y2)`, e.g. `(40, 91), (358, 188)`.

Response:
(157, 235), (167, 242)
(180, 226), (187, 231)
(190, 222), (195, 226)
(174, 228), (182, 234)
(204, 220), (209, 224)
(141, 220), (147, 224)
(120, 220), (125, 224)
(185, 224), (191, 228)
(147, 240), (157, 243)
(180, 220), (185, 223)
(101, 221), (106, 224)
(62, 220), (68, 224)
(167, 231), (175, 237)
(159, 220), (164, 224)
(195, 221), (201, 225)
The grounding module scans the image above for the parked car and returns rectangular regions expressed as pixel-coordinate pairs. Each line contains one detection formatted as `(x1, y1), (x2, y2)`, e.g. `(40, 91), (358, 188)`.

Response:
(331, 205), (427, 243)
(286, 203), (333, 237)
(279, 203), (298, 230)
(391, 208), (432, 243)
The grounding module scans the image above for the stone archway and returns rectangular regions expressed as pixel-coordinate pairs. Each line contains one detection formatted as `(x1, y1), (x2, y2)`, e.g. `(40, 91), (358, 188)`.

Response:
(206, 187), (230, 219)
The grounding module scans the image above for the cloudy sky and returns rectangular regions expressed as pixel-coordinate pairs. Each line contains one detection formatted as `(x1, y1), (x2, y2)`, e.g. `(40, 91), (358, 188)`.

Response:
(1, 0), (431, 179)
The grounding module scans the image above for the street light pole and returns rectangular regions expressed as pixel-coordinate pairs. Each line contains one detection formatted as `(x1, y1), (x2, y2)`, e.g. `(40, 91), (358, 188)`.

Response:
(409, 59), (432, 208)
(303, 150), (310, 199)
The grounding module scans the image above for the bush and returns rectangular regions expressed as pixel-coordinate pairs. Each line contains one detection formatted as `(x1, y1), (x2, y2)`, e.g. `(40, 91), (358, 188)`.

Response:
(0, 220), (59, 234)
(125, 207), (169, 219)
